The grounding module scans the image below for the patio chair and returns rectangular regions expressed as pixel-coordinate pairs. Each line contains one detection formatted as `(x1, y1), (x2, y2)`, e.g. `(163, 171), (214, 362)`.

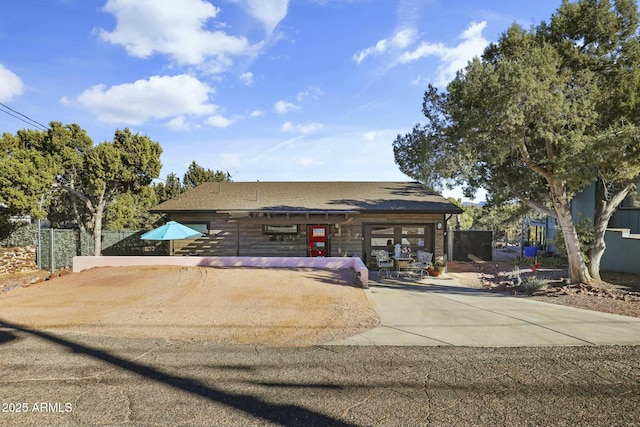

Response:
(376, 250), (394, 278)
(415, 251), (433, 267)
(413, 251), (433, 278)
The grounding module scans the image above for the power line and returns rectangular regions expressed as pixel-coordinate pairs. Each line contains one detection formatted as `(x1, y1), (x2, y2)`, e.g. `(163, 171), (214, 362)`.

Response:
(0, 102), (49, 132)
(0, 106), (48, 131)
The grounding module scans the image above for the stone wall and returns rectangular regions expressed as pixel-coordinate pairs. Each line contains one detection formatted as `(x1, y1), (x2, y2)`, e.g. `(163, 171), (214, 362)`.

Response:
(0, 246), (37, 274)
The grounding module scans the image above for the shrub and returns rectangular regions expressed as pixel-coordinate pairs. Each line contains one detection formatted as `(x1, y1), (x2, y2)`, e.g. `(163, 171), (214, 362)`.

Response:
(520, 278), (549, 295)
(542, 256), (568, 268)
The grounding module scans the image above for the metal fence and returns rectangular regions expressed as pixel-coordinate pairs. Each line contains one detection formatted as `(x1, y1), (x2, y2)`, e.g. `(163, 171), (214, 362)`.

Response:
(447, 229), (494, 262)
(1, 224), (167, 271)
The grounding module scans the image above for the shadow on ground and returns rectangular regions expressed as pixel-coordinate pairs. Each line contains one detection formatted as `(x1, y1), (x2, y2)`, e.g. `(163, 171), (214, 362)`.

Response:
(0, 319), (355, 427)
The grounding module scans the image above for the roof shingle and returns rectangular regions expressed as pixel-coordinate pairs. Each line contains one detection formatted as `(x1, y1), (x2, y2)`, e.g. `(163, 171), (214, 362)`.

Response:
(152, 181), (463, 214)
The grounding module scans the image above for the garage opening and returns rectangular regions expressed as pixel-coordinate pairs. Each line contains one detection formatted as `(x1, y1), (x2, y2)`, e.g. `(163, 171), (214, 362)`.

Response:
(364, 224), (435, 268)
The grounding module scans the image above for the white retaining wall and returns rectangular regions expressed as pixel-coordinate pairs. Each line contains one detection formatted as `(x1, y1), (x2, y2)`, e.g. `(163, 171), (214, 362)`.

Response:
(73, 256), (369, 288)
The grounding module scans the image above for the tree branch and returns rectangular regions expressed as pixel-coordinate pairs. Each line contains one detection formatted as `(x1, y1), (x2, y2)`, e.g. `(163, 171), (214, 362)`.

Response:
(54, 182), (95, 212)
(503, 173), (557, 217)
(518, 140), (552, 181)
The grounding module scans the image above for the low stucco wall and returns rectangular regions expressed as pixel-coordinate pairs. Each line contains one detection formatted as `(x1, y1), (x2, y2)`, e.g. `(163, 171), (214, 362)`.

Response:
(73, 256), (369, 288)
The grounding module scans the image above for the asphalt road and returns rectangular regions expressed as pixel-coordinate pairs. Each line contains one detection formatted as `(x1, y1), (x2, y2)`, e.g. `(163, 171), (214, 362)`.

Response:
(1, 321), (639, 427)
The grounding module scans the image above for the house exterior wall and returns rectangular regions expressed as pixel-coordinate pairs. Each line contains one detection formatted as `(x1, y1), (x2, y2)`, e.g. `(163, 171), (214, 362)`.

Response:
(570, 182), (640, 274)
(572, 182), (640, 234)
(571, 183), (596, 223)
(610, 183), (640, 234)
(610, 209), (640, 234)
(166, 212), (447, 266)
(602, 229), (640, 274)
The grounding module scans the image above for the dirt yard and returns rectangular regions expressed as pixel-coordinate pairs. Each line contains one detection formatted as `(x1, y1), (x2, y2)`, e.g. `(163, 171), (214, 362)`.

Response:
(0, 266), (379, 346)
(2, 255), (639, 347)
(447, 256), (640, 319)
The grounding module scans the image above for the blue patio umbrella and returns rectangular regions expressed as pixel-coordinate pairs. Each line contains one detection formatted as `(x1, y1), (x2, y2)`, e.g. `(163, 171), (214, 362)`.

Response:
(141, 221), (204, 241)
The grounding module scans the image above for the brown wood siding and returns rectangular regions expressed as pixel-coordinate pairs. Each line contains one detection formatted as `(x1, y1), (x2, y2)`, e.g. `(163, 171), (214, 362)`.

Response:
(331, 222), (362, 258)
(237, 223), (308, 257)
(168, 212), (448, 261)
(171, 214), (237, 256)
(169, 214), (308, 256)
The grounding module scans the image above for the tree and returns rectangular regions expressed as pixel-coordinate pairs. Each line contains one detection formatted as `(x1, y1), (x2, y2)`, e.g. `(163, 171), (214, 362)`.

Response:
(153, 172), (181, 203)
(474, 202), (527, 243)
(0, 129), (58, 238)
(546, 0), (640, 279)
(393, 0), (640, 284)
(0, 123), (162, 254)
(42, 122), (94, 230)
(182, 161), (230, 191)
(447, 197), (526, 243)
(0, 135), (56, 219)
(446, 198), (475, 230)
(56, 128), (162, 255)
(104, 186), (159, 231)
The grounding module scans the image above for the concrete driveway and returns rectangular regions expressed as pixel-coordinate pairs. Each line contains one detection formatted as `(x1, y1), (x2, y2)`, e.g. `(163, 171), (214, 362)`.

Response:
(328, 275), (640, 346)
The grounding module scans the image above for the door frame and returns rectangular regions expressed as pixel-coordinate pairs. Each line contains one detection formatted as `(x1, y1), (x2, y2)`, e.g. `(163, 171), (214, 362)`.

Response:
(363, 223), (435, 267)
(308, 225), (330, 257)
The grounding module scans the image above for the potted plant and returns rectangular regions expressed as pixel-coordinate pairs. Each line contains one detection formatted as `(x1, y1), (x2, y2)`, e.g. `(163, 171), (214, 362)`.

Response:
(425, 262), (435, 274)
(434, 259), (446, 274)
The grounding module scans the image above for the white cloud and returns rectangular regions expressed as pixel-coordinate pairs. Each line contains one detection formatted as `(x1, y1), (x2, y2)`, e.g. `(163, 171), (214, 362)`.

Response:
(272, 86), (322, 116)
(62, 74), (216, 125)
(363, 130), (383, 142)
(398, 21), (488, 85)
(353, 27), (418, 63)
(354, 21), (489, 86)
(296, 85), (324, 102)
(98, 0), (254, 70)
(0, 64), (24, 102)
(167, 116), (192, 130)
(240, 71), (254, 86)
(274, 100), (299, 114)
(296, 156), (323, 166)
(391, 27), (416, 49)
(250, 109), (265, 117)
(205, 114), (233, 128)
(281, 121), (323, 134)
(238, 0), (289, 35)
(397, 42), (447, 63)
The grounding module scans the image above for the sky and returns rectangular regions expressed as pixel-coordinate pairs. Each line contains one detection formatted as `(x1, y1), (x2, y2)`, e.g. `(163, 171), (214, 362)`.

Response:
(1, 0), (564, 202)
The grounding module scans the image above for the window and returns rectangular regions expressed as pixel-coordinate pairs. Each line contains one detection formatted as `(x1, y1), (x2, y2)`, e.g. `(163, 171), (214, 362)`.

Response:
(402, 227), (425, 248)
(263, 225), (299, 235)
(367, 224), (434, 257)
(371, 226), (394, 235)
(370, 237), (390, 247)
(183, 223), (208, 233)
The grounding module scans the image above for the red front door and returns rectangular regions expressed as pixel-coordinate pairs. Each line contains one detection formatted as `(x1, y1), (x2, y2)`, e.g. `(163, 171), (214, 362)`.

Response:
(308, 225), (328, 257)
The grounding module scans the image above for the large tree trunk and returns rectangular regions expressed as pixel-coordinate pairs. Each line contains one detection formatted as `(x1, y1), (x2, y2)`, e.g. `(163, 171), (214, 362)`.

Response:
(92, 195), (106, 257)
(68, 179), (87, 233)
(587, 182), (635, 280)
(550, 182), (592, 284)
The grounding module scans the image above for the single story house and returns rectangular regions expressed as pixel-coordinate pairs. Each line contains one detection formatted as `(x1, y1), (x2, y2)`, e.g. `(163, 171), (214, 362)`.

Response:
(150, 181), (463, 268)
